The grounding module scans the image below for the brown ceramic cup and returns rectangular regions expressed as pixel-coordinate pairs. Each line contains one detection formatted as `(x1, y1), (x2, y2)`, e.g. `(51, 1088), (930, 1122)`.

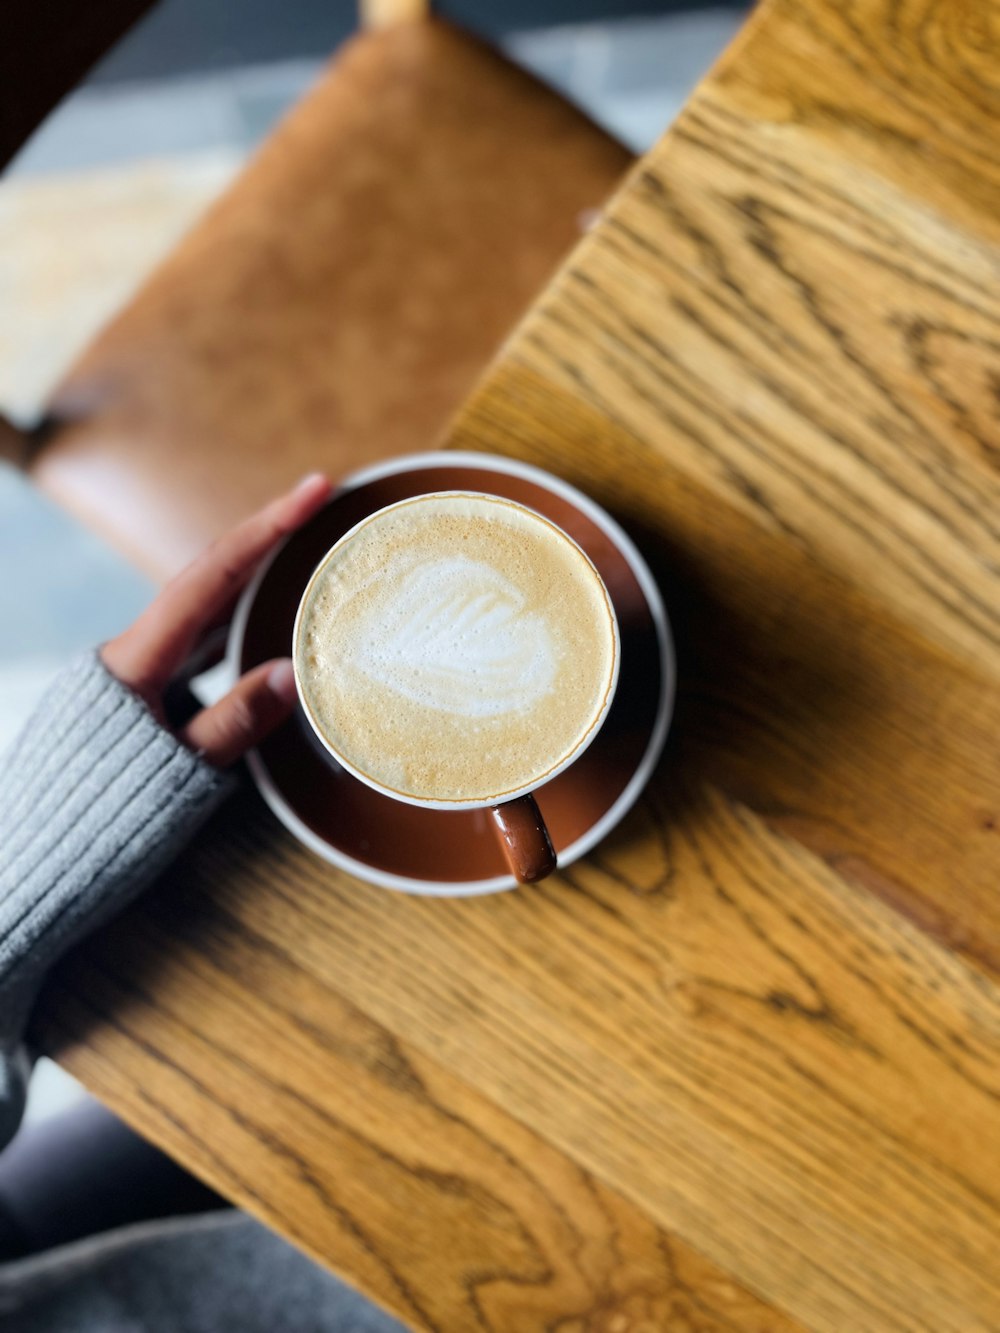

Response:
(231, 451), (673, 896)
(291, 492), (621, 885)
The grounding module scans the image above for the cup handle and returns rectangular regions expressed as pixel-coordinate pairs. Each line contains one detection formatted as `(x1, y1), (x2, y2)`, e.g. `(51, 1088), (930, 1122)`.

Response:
(490, 795), (557, 884)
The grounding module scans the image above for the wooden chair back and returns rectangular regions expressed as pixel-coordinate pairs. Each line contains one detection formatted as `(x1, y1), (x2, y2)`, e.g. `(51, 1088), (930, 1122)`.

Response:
(0, 0), (431, 459)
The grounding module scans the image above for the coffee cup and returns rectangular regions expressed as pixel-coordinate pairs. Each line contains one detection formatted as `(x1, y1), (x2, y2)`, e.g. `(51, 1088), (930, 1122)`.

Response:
(291, 490), (620, 883)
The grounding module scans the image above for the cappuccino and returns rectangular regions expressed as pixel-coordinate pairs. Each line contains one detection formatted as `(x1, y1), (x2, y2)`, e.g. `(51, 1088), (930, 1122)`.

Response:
(294, 492), (618, 805)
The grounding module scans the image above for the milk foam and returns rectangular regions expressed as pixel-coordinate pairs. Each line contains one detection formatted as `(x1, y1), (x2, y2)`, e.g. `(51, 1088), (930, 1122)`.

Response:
(346, 554), (556, 718)
(295, 493), (617, 804)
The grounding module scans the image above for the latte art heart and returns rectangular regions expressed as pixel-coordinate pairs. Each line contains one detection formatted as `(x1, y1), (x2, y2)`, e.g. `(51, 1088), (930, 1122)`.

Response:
(295, 492), (617, 804)
(346, 556), (556, 718)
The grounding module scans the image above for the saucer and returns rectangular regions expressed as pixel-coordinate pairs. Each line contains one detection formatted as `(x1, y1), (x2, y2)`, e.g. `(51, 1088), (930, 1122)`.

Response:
(229, 452), (675, 895)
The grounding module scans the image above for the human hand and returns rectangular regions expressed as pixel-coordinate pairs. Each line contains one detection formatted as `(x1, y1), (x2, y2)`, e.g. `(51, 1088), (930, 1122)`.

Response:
(101, 474), (332, 767)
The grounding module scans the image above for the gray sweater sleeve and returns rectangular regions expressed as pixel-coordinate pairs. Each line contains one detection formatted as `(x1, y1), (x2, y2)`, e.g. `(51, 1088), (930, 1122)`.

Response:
(0, 651), (233, 1149)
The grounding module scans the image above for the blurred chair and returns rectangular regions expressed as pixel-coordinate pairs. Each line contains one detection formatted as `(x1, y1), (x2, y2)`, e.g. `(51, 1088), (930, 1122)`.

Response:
(0, 0), (633, 579)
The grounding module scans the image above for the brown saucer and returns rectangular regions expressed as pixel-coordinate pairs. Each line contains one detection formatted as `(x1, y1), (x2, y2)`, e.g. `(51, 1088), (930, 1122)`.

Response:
(231, 453), (673, 894)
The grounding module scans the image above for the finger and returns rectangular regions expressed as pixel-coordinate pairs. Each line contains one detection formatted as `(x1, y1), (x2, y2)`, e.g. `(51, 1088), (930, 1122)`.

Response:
(103, 473), (331, 693)
(180, 658), (299, 768)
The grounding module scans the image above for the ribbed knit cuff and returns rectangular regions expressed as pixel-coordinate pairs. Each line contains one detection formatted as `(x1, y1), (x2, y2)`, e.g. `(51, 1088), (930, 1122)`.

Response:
(0, 651), (233, 1059)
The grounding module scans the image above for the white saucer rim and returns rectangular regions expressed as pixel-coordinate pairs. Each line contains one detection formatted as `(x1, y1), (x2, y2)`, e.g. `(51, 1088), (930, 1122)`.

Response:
(229, 451), (675, 897)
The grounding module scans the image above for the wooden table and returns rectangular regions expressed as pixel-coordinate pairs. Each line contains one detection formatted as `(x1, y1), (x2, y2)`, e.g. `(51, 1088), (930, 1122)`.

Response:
(34, 0), (1000, 1328)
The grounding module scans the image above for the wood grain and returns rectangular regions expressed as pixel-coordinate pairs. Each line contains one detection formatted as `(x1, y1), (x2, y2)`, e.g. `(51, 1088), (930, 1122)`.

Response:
(453, 372), (1000, 975)
(32, 0), (1000, 1329)
(37, 816), (797, 1333)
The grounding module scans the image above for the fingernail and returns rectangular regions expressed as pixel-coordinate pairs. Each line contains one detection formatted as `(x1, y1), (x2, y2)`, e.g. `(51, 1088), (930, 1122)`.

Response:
(295, 471), (328, 492)
(267, 658), (298, 703)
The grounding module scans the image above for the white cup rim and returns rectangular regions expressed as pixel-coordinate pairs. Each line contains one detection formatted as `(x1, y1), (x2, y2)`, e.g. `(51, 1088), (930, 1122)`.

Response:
(290, 488), (622, 810)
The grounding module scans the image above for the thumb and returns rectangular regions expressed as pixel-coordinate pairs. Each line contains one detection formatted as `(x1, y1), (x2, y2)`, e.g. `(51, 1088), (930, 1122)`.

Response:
(180, 658), (298, 768)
